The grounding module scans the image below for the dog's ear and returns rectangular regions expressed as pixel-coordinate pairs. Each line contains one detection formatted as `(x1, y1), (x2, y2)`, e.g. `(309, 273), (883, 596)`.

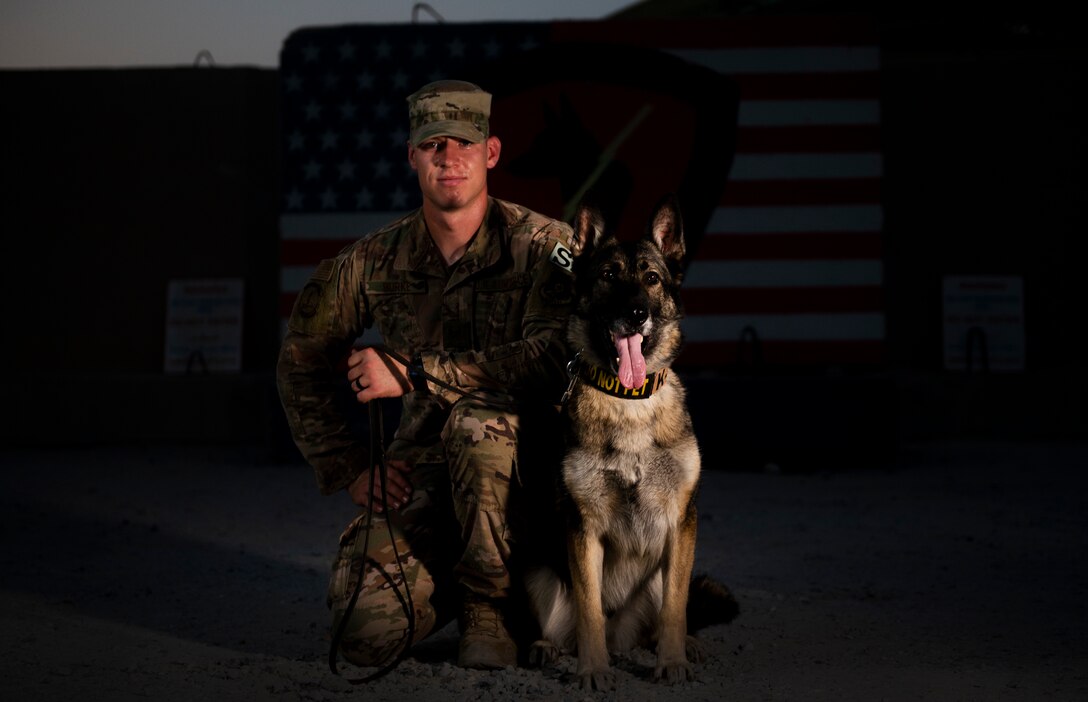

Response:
(571, 203), (606, 258)
(649, 195), (685, 264)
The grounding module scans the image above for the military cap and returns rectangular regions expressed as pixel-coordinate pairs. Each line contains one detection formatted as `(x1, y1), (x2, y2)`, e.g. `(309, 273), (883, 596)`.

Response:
(406, 80), (491, 145)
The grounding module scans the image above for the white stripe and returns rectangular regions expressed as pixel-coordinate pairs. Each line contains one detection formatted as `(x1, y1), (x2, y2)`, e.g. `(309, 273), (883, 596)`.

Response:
(283, 261), (885, 292)
(280, 212), (408, 240)
(682, 313), (885, 342)
(282, 265), (317, 293)
(706, 205), (883, 233)
(667, 47), (880, 74)
(730, 152), (882, 180)
(738, 100), (880, 126)
(684, 260), (883, 288)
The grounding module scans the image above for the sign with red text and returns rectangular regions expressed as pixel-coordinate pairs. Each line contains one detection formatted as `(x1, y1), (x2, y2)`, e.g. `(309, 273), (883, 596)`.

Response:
(164, 278), (244, 374)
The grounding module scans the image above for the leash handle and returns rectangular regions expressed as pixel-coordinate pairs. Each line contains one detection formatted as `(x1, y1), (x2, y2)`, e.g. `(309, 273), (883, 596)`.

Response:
(371, 345), (518, 411)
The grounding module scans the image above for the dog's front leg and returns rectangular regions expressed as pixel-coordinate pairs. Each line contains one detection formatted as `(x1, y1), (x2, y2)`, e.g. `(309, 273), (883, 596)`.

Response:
(569, 529), (615, 691)
(656, 499), (698, 684)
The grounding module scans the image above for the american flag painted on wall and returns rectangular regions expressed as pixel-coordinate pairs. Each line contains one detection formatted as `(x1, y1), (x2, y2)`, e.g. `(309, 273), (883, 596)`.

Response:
(279, 17), (883, 367)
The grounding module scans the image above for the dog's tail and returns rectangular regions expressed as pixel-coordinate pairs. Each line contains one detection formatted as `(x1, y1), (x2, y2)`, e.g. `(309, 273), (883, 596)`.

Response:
(687, 573), (740, 632)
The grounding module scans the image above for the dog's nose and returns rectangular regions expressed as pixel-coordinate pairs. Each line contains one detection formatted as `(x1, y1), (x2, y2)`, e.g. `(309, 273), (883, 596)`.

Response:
(630, 306), (648, 325)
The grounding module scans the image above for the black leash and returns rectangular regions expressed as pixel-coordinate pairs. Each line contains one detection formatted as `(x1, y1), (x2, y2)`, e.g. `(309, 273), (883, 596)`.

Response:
(328, 345), (524, 682)
(327, 344), (577, 681)
(328, 385), (416, 683)
(378, 345), (519, 412)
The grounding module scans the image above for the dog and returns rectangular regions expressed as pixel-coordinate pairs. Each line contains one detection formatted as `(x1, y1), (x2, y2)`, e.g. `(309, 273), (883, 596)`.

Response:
(525, 196), (737, 690)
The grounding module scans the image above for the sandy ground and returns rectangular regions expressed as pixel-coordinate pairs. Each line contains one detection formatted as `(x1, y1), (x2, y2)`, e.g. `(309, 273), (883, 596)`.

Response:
(1, 439), (1085, 701)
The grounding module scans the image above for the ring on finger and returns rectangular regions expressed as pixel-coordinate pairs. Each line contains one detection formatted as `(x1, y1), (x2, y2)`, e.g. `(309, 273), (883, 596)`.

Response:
(353, 377), (365, 392)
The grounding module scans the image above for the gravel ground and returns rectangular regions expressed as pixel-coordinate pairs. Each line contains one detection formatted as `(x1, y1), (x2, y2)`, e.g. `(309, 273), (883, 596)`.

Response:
(1, 439), (1085, 701)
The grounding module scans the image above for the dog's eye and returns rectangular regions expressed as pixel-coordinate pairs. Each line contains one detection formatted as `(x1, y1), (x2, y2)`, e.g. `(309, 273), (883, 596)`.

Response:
(600, 269), (616, 281)
(644, 272), (661, 286)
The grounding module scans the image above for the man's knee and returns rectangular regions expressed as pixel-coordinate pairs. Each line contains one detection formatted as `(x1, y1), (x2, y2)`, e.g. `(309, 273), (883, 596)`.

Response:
(333, 594), (437, 667)
(327, 515), (440, 667)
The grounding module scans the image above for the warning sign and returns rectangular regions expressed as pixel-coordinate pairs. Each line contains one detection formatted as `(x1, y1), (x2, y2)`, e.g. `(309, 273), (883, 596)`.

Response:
(942, 276), (1024, 372)
(164, 279), (244, 374)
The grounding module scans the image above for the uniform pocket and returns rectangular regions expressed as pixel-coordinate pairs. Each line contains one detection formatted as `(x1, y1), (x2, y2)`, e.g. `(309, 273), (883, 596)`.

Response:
(474, 274), (530, 347)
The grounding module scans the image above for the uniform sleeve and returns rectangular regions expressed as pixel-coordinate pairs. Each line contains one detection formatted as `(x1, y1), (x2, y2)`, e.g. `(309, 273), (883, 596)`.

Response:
(276, 248), (371, 494)
(420, 221), (576, 403)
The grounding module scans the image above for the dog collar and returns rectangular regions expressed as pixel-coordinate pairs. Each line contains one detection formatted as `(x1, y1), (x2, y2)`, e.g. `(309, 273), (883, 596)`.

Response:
(580, 363), (669, 400)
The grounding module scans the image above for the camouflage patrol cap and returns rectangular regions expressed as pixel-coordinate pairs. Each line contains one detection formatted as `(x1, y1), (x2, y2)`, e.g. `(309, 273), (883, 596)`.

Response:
(407, 80), (491, 145)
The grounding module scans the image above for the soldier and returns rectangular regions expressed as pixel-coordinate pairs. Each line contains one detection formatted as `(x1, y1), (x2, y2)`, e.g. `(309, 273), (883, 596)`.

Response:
(277, 80), (575, 670)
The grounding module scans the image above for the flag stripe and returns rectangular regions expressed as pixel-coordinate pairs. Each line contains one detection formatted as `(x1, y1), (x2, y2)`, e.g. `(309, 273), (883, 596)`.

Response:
(730, 152), (882, 179)
(694, 233), (882, 260)
(281, 238), (357, 262)
(682, 312), (885, 341)
(668, 47), (879, 75)
(729, 72), (880, 99)
(280, 293), (297, 319)
(282, 265), (321, 294)
(551, 17), (879, 48)
(684, 260), (883, 288)
(738, 100), (880, 127)
(678, 340), (884, 366)
(706, 205), (883, 234)
(735, 126), (881, 153)
(682, 286), (883, 314)
(721, 179), (881, 206)
(281, 211), (406, 240)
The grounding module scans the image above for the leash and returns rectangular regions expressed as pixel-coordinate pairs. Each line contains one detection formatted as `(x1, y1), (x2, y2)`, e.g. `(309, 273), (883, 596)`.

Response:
(329, 397), (417, 684)
(377, 345), (519, 412)
(328, 345), (524, 682)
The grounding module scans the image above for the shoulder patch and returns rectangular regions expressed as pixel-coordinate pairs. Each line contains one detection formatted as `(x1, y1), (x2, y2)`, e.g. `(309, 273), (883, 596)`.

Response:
(549, 240), (574, 273)
(293, 258), (336, 323)
(312, 258), (335, 282)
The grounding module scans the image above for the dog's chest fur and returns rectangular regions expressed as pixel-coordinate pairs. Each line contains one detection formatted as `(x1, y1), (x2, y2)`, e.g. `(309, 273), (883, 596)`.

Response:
(563, 382), (700, 570)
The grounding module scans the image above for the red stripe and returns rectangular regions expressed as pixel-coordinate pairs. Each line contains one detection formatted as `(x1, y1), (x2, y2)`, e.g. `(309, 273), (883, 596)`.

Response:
(736, 125), (882, 153)
(281, 239), (354, 261)
(732, 72), (880, 100)
(285, 282), (886, 315)
(694, 233), (882, 260)
(720, 178), (881, 206)
(677, 339), (884, 366)
(551, 17), (878, 48)
(681, 286), (884, 314)
(280, 292), (298, 318)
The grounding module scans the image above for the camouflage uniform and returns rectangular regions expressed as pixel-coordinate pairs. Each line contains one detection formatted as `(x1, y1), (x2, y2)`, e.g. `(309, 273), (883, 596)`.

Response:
(278, 197), (574, 667)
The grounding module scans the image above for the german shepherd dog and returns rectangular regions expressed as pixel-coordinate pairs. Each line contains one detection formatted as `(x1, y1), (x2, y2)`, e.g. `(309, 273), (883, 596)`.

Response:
(525, 197), (736, 690)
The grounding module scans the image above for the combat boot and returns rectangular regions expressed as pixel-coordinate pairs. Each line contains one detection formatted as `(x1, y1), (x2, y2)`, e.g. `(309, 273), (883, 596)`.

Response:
(458, 593), (517, 669)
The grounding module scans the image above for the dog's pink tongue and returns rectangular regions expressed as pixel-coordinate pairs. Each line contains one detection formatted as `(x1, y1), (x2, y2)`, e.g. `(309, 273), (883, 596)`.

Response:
(615, 333), (646, 389)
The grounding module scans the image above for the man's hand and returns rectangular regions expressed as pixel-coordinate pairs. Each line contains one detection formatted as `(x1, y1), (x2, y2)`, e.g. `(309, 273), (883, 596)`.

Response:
(347, 459), (413, 512)
(347, 347), (411, 402)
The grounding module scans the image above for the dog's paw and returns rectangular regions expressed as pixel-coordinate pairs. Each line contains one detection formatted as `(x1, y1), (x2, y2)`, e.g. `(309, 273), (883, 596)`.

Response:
(685, 634), (707, 663)
(528, 639), (560, 668)
(654, 658), (694, 685)
(576, 667), (617, 691)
